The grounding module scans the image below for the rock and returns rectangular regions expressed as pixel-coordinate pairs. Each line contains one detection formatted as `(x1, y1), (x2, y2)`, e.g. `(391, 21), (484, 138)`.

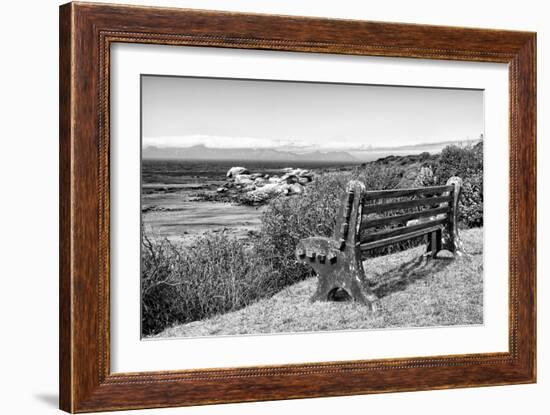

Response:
(234, 174), (254, 185)
(243, 184), (256, 192)
(281, 174), (299, 184)
(288, 183), (304, 195)
(246, 182), (288, 199)
(226, 166), (249, 178)
(406, 216), (438, 227)
(254, 177), (267, 187)
(214, 166), (314, 205)
(406, 219), (419, 227)
(281, 168), (311, 178)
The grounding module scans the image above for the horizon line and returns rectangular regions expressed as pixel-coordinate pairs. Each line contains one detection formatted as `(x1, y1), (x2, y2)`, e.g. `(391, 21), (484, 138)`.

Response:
(142, 137), (483, 152)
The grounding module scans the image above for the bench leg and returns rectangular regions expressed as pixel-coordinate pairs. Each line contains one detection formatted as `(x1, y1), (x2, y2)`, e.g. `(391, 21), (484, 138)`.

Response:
(431, 231), (437, 258)
(298, 238), (378, 311)
(310, 260), (378, 311)
(297, 180), (378, 310)
(427, 229), (442, 258)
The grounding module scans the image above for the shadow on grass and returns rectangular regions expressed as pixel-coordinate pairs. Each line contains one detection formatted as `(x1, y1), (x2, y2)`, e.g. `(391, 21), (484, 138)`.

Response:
(370, 255), (453, 299)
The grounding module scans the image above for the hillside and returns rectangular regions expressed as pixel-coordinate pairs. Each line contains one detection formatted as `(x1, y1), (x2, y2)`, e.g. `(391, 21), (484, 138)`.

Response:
(156, 228), (483, 338)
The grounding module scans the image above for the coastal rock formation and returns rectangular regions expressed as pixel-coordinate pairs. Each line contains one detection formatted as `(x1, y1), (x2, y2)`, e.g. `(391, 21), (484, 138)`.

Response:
(217, 166), (314, 205)
(226, 166), (250, 178)
(233, 174), (254, 186)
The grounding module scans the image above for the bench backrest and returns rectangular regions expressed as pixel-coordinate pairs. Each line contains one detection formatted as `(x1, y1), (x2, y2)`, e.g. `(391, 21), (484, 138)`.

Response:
(332, 178), (462, 255)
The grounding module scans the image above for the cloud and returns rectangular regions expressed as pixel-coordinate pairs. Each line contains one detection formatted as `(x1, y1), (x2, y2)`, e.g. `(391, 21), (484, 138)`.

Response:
(143, 134), (349, 151)
(142, 134), (480, 152)
(143, 135), (404, 152)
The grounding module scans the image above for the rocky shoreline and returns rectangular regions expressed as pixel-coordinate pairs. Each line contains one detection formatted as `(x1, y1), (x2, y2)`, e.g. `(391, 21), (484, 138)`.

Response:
(195, 166), (316, 206)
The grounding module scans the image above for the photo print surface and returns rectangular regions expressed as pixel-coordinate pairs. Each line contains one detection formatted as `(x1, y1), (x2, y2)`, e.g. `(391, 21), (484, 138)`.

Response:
(140, 75), (484, 339)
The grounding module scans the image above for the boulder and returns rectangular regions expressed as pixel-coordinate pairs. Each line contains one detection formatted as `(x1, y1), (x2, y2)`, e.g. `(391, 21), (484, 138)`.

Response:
(281, 168), (312, 178)
(216, 166), (314, 205)
(281, 174), (299, 184)
(243, 184), (257, 192)
(234, 174), (254, 185)
(288, 183), (304, 195)
(226, 166), (249, 178)
(247, 182), (288, 198)
(254, 177), (267, 187)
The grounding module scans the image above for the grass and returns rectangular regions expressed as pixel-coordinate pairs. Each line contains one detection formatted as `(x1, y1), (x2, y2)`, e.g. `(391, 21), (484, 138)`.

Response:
(141, 166), (408, 336)
(141, 232), (280, 336)
(142, 146), (484, 336)
(155, 227), (483, 338)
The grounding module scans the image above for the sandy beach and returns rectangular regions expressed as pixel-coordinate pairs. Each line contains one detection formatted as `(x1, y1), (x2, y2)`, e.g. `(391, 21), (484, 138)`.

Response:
(142, 189), (266, 244)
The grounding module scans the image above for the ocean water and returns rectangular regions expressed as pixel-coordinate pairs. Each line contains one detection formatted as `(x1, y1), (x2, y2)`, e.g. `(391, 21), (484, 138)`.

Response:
(141, 159), (360, 186)
(141, 160), (361, 243)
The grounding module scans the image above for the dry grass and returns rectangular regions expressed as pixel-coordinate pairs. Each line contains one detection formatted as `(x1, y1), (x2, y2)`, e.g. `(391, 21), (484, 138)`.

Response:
(156, 227), (483, 338)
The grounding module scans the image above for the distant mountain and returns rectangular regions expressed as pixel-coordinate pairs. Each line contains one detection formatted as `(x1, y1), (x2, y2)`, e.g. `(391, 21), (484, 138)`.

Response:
(365, 138), (483, 152)
(142, 144), (356, 162)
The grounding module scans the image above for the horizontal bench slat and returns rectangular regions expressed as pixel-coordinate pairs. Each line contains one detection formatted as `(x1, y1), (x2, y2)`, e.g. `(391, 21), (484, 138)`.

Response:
(360, 217), (447, 244)
(359, 225), (443, 252)
(364, 185), (454, 200)
(362, 206), (450, 228)
(362, 195), (452, 214)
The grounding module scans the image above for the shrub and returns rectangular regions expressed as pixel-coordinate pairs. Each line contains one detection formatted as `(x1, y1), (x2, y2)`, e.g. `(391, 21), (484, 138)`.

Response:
(435, 142), (483, 183)
(458, 171), (483, 227)
(350, 164), (404, 191)
(435, 142), (483, 227)
(141, 232), (279, 336)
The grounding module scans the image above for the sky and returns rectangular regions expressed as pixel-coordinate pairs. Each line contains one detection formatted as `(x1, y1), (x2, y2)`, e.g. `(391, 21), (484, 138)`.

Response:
(142, 75), (483, 153)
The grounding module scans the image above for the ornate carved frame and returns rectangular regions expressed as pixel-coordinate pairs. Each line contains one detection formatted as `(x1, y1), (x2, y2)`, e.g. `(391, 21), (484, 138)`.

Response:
(59, 2), (536, 412)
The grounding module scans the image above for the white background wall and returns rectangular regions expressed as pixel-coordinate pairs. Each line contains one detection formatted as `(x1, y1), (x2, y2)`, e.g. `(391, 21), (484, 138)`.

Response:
(0, 0), (546, 414)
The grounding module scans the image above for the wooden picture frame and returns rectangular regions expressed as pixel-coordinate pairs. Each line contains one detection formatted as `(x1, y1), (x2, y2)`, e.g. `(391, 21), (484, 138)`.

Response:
(59, 2), (536, 412)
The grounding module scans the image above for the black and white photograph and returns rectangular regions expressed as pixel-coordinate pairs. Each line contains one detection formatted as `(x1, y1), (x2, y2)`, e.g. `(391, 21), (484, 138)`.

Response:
(140, 75), (484, 339)
(2, 0), (544, 413)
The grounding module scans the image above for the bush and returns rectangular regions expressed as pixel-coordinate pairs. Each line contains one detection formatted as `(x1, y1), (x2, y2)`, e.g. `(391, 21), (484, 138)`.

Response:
(141, 232), (279, 336)
(435, 142), (483, 183)
(458, 171), (483, 227)
(435, 142), (483, 227)
(255, 173), (346, 287)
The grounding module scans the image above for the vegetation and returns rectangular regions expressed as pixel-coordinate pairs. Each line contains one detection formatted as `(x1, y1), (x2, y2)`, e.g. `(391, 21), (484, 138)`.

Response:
(142, 142), (484, 335)
(141, 232), (280, 335)
(434, 142), (484, 227)
(159, 228), (483, 337)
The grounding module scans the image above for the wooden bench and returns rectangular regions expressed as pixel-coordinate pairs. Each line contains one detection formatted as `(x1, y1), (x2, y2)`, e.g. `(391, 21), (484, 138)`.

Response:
(295, 176), (464, 310)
